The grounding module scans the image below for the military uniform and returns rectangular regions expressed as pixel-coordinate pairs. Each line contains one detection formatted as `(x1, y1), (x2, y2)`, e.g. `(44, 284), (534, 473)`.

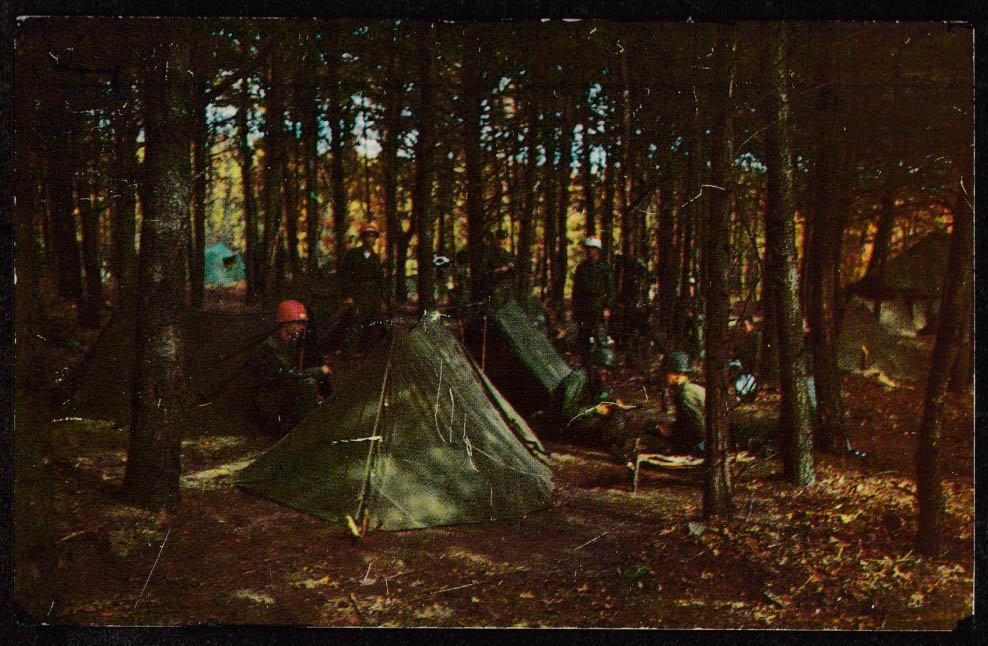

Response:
(669, 379), (706, 455)
(477, 244), (514, 308)
(554, 369), (628, 450)
(246, 333), (324, 435)
(571, 258), (615, 360)
(339, 246), (384, 356)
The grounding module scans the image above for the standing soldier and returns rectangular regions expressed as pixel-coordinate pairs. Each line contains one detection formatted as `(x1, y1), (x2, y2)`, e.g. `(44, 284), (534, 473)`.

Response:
(246, 300), (332, 435)
(571, 236), (615, 365)
(339, 223), (385, 358)
(477, 230), (515, 308)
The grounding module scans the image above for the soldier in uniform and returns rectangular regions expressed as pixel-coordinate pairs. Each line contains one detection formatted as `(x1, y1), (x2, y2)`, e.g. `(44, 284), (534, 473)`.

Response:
(655, 350), (706, 456)
(477, 230), (514, 308)
(339, 223), (385, 358)
(246, 300), (332, 435)
(555, 343), (626, 449)
(571, 237), (615, 365)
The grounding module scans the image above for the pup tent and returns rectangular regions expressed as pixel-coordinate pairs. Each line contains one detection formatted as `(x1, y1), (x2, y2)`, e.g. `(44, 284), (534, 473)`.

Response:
(204, 242), (246, 286)
(235, 312), (553, 532)
(61, 309), (280, 435)
(467, 296), (577, 417)
(846, 231), (950, 335)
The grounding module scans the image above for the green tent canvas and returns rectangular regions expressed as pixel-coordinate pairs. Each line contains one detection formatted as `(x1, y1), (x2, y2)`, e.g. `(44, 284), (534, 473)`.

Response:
(62, 309), (279, 435)
(204, 242), (246, 286)
(235, 313), (553, 532)
(470, 297), (576, 416)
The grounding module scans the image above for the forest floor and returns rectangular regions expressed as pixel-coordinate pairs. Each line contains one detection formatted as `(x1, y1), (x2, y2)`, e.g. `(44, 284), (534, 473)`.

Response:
(12, 294), (975, 630)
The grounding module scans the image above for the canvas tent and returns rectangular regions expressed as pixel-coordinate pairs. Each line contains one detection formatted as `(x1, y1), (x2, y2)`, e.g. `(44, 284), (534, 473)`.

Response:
(847, 232), (949, 335)
(235, 312), (553, 532)
(204, 242), (246, 285)
(62, 309), (279, 435)
(468, 296), (577, 417)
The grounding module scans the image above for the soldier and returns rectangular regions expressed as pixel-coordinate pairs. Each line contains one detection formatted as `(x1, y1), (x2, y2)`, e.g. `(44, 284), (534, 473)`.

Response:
(477, 230), (514, 308)
(571, 237), (615, 364)
(339, 223), (385, 358)
(555, 343), (627, 450)
(246, 300), (332, 435)
(657, 350), (706, 456)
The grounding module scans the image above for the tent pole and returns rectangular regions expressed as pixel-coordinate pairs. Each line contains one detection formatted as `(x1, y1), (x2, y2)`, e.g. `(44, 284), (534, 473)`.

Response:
(354, 331), (398, 534)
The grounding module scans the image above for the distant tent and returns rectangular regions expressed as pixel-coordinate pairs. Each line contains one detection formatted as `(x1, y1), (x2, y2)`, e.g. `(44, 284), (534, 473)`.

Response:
(62, 309), (278, 435)
(847, 231), (950, 335)
(469, 297), (577, 416)
(204, 242), (246, 286)
(235, 313), (553, 532)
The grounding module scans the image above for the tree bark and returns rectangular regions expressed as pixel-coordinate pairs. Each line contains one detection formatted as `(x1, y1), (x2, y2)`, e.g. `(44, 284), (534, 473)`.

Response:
(414, 24), (436, 313)
(190, 73), (209, 309)
(515, 94), (538, 304)
(461, 29), (486, 305)
(380, 32), (402, 310)
(765, 24), (814, 486)
(301, 45), (322, 275)
(656, 178), (678, 330)
(702, 26), (736, 519)
(122, 33), (191, 509)
(327, 38), (350, 270)
(261, 51), (286, 307)
(600, 145), (616, 266)
(581, 125), (596, 237)
(552, 109), (574, 306)
(237, 78), (260, 302)
(111, 97), (140, 307)
(915, 188), (973, 556)
(803, 58), (849, 454)
(45, 95), (83, 305)
(78, 154), (103, 329)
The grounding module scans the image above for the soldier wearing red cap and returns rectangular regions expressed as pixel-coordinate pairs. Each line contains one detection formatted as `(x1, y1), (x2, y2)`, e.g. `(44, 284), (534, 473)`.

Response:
(339, 223), (385, 357)
(246, 300), (332, 434)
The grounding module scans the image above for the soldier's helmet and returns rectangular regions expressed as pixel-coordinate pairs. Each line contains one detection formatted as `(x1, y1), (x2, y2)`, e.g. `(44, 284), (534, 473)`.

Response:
(661, 350), (692, 374)
(360, 223), (380, 237)
(583, 236), (602, 250)
(276, 299), (308, 323)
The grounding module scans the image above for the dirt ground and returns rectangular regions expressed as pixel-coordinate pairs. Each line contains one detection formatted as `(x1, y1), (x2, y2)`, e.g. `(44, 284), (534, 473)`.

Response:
(12, 309), (975, 630)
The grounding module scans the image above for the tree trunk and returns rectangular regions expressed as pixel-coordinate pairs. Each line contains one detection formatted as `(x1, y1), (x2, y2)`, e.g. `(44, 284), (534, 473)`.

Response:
(702, 26), (736, 519)
(414, 24), (436, 313)
(190, 74), (209, 309)
(283, 131), (301, 278)
(46, 97), (83, 305)
(261, 52), (286, 307)
(112, 99), (140, 307)
(656, 178), (678, 328)
(327, 39), (349, 270)
(380, 36), (402, 310)
(301, 53), (321, 275)
(78, 157), (103, 329)
(765, 24), (814, 487)
(516, 94), (538, 304)
(915, 190), (973, 555)
(600, 145), (616, 265)
(122, 34), (191, 509)
(237, 78), (260, 302)
(540, 129), (558, 305)
(581, 126), (596, 237)
(552, 110), (574, 306)
(461, 30), (486, 305)
(803, 58), (849, 455)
